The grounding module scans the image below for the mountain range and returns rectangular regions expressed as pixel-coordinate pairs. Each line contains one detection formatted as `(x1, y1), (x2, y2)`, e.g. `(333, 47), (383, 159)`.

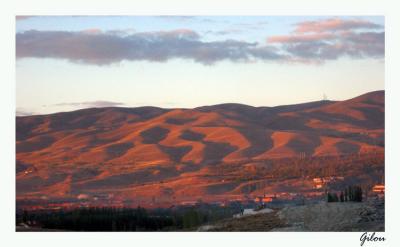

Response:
(16, 90), (384, 207)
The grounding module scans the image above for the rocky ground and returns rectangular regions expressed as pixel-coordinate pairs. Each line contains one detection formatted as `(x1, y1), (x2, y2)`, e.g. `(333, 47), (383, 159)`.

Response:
(198, 210), (287, 231)
(199, 197), (384, 232)
(273, 198), (384, 231)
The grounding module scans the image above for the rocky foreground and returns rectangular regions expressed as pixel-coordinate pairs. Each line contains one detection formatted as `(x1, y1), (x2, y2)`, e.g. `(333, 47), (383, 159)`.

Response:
(200, 198), (384, 232)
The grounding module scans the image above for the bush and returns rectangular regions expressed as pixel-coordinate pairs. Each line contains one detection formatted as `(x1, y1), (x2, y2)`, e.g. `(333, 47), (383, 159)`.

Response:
(337, 185), (363, 203)
(327, 192), (339, 202)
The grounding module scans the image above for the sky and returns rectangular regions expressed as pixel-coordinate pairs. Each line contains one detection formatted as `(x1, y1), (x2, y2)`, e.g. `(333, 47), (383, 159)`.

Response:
(15, 16), (384, 116)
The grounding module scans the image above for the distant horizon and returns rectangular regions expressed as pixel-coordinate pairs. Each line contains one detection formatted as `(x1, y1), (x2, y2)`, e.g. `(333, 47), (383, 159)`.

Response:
(16, 89), (383, 117)
(16, 16), (384, 116)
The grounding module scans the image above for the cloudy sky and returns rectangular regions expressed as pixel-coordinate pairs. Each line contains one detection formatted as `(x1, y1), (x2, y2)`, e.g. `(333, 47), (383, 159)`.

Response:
(16, 16), (384, 116)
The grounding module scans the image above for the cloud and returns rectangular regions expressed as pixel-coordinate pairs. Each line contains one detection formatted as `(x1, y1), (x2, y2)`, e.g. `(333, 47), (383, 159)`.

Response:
(16, 110), (35, 116)
(16, 29), (283, 65)
(15, 18), (384, 65)
(266, 18), (384, 62)
(53, 101), (125, 108)
(80, 28), (103, 34)
(270, 32), (384, 61)
(294, 18), (383, 33)
(268, 33), (336, 43)
(204, 20), (269, 36)
(204, 29), (244, 36)
(16, 108), (36, 116)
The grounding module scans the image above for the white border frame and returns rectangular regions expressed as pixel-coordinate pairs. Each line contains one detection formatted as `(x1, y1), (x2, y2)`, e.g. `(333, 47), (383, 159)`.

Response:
(2, 1), (399, 246)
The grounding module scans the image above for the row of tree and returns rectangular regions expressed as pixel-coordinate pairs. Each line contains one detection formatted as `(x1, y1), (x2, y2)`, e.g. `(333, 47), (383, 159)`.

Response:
(327, 185), (363, 202)
(17, 204), (239, 231)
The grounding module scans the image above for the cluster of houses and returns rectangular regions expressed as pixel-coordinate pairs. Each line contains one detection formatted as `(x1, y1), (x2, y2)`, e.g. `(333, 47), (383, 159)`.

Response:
(252, 192), (310, 207)
(312, 176), (345, 189)
(254, 194), (275, 204)
(372, 184), (385, 199)
(66, 179), (385, 209)
(372, 184), (385, 193)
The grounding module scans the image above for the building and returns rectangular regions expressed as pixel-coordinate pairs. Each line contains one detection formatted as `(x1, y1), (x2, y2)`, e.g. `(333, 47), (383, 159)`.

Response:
(313, 178), (324, 189)
(372, 184), (385, 193)
(254, 194), (276, 204)
(312, 176), (345, 189)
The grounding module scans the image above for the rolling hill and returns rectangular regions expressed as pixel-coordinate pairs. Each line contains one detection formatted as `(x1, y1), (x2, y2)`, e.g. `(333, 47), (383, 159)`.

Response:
(16, 90), (384, 207)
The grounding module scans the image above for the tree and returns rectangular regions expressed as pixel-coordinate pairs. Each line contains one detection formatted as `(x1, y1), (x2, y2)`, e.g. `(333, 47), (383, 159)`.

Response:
(341, 185), (363, 203)
(332, 193), (339, 202)
(22, 210), (28, 223)
(339, 191), (344, 202)
(327, 192), (339, 202)
(354, 186), (363, 202)
(183, 209), (200, 229)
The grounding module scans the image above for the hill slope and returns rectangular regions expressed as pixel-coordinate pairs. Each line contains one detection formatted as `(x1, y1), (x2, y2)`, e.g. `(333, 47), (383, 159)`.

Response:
(16, 91), (384, 207)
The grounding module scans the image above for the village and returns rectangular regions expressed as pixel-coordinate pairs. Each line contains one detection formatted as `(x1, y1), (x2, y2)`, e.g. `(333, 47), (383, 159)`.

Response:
(16, 173), (385, 214)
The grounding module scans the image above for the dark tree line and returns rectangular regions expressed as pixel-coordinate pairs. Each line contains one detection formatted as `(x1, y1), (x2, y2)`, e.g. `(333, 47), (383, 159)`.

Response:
(327, 185), (363, 203)
(16, 204), (239, 231)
